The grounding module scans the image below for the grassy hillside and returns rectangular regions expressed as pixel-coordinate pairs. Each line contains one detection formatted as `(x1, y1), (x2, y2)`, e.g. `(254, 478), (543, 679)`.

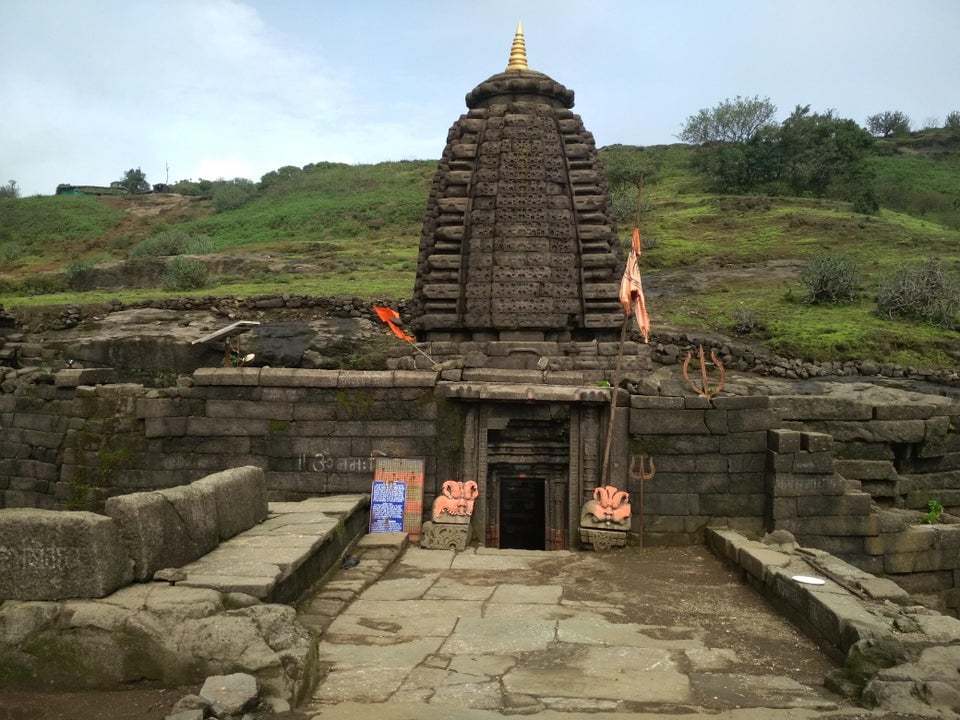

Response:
(1, 135), (959, 366)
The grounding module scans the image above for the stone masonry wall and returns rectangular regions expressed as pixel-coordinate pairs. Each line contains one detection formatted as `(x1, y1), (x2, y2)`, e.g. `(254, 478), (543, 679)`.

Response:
(628, 395), (777, 543)
(0, 368), (446, 511)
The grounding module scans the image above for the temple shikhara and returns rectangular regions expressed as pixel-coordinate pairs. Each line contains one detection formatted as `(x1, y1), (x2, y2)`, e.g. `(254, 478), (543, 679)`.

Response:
(407, 23), (647, 376)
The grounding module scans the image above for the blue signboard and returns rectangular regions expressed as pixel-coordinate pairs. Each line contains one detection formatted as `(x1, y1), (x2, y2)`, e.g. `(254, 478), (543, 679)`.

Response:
(370, 480), (407, 533)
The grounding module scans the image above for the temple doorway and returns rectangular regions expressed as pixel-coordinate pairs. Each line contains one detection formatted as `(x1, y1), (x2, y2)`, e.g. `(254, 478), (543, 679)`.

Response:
(498, 473), (546, 550)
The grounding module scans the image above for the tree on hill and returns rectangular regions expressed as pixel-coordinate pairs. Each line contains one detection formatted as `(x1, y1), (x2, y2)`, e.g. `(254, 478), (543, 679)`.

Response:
(116, 167), (150, 194)
(778, 105), (875, 196)
(690, 103), (876, 203)
(0, 179), (19, 199)
(946, 111), (960, 131)
(679, 95), (777, 144)
(866, 111), (911, 137)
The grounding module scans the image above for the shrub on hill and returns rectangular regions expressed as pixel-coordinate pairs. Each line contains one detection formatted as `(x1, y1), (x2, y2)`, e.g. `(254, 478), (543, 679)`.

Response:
(212, 178), (258, 212)
(875, 259), (960, 328)
(131, 229), (213, 257)
(161, 256), (211, 291)
(800, 255), (861, 304)
(946, 111), (960, 132)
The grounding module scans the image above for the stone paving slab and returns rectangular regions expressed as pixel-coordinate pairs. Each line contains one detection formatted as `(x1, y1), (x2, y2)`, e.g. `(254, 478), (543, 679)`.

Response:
(440, 617), (557, 655)
(306, 545), (857, 718)
(325, 613), (458, 639)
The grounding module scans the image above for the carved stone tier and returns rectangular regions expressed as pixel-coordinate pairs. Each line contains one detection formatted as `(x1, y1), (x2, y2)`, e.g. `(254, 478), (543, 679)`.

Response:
(579, 527), (627, 551)
(409, 65), (623, 339)
(421, 521), (472, 551)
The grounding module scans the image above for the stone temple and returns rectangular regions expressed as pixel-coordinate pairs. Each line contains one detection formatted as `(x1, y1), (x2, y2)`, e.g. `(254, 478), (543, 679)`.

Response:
(407, 24), (648, 375)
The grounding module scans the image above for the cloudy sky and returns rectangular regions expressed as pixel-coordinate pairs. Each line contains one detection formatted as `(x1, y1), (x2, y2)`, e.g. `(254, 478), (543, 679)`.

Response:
(3, 0), (958, 197)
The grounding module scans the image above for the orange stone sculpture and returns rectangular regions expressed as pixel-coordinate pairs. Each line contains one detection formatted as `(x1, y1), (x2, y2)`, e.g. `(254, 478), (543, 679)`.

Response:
(431, 480), (479, 521)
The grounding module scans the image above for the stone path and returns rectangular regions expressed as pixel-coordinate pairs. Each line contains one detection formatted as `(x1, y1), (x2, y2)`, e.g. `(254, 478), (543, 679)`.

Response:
(300, 544), (906, 719)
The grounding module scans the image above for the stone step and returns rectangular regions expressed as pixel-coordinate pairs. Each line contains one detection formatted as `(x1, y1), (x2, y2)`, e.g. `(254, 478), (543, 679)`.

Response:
(176, 494), (371, 605)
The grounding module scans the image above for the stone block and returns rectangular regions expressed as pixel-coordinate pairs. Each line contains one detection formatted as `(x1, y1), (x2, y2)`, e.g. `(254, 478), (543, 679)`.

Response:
(420, 521), (471, 551)
(629, 396), (684, 409)
(726, 408), (778, 433)
(768, 429), (802, 453)
(644, 493), (692, 515)
(824, 420), (926, 444)
(655, 435), (720, 455)
(698, 493), (765, 517)
(781, 514), (879, 536)
(0, 509), (133, 599)
(105, 483), (220, 581)
(713, 396), (769, 410)
(728, 473), (764, 494)
(193, 466), (268, 541)
(206, 400), (293, 421)
(687, 474), (728, 494)
(683, 396), (712, 409)
(726, 453), (766, 473)
(393, 371), (439, 387)
(873, 404), (939, 420)
(834, 459), (896, 480)
(704, 409), (727, 434)
(769, 473), (848, 496)
(145, 416), (188, 438)
(719, 431), (767, 454)
(54, 368), (118, 387)
(796, 493), (871, 517)
(835, 442), (894, 460)
(800, 433), (832, 452)
(771, 497), (797, 519)
(193, 368), (261, 386)
(774, 396), (873, 421)
(629, 409), (708, 435)
(739, 545), (791, 580)
(791, 452), (834, 475)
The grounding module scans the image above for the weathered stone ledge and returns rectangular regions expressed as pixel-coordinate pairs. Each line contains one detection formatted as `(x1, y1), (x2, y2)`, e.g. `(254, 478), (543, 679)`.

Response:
(707, 527), (960, 715)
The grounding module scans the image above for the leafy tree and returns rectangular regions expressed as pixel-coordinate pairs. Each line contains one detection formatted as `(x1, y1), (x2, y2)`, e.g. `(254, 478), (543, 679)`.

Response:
(695, 125), (781, 193)
(945, 111), (960, 131)
(117, 167), (150, 194)
(778, 105), (875, 196)
(866, 110), (911, 137)
(679, 95), (777, 144)
(0, 180), (19, 199)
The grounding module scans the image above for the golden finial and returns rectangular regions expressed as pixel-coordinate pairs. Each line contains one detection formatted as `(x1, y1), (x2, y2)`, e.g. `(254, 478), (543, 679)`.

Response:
(505, 20), (528, 71)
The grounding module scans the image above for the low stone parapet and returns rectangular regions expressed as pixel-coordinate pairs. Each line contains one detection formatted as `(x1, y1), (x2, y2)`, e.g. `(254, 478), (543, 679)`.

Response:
(104, 465), (268, 581)
(0, 509), (133, 600)
(707, 527), (960, 716)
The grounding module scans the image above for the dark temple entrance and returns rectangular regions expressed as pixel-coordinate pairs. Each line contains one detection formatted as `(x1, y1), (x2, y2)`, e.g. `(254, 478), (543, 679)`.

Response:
(497, 473), (546, 550)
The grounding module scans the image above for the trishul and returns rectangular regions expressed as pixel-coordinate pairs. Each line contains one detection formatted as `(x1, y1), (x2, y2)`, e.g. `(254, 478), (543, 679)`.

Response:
(629, 454), (656, 485)
(629, 454), (655, 549)
(682, 344), (726, 399)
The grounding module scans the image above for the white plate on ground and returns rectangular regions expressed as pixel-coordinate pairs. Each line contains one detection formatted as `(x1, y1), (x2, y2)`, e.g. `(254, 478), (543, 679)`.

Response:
(792, 575), (825, 585)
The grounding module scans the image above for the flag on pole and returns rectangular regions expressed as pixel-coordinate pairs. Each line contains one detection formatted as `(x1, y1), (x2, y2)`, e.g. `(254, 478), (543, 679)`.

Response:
(619, 227), (650, 343)
(372, 305), (415, 342)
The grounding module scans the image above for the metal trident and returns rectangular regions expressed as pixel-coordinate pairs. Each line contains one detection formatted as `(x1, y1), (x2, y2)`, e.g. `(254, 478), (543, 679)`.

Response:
(629, 454), (655, 549)
(682, 345), (726, 399)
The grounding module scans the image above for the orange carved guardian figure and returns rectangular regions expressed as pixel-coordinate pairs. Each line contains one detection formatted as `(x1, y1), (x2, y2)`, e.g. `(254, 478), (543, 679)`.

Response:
(432, 480), (479, 521)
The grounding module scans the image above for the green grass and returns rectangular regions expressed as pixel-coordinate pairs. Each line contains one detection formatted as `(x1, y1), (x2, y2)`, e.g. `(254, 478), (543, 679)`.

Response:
(3, 144), (960, 367)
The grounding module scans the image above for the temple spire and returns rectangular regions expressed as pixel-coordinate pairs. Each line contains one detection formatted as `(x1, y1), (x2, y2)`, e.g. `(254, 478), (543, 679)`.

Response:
(505, 21), (528, 70)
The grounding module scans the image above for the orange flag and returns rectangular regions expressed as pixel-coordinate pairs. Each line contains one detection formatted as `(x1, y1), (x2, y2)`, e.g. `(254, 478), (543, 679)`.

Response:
(618, 227), (650, 343)
(373, 305), (415, 342)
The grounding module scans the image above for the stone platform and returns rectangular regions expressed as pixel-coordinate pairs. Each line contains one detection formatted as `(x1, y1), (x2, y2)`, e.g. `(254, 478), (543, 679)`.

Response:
(175, 494), (370, 605)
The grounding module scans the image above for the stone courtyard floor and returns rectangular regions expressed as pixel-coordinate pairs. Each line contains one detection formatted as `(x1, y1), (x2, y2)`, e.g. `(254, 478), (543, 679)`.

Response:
(302, 545), (921, 719)
(2, 544), (933, 719)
